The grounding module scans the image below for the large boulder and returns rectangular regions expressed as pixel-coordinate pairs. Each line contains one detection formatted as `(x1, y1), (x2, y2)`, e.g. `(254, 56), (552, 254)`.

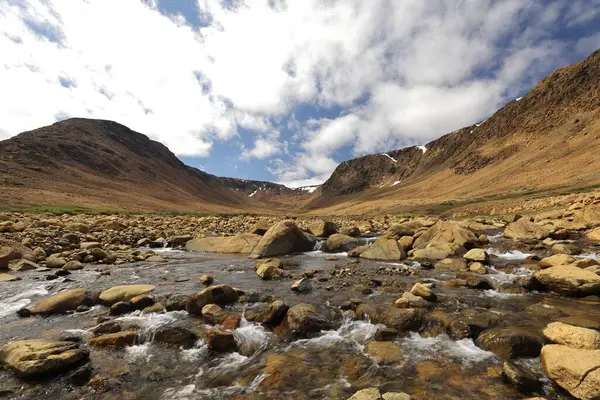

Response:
(411, 221), (479, 259)
(504, 219), (551, 241)
(360, 237), (406, 261)
(475, 327), (543, 359)
(543, 322), (600, 350)
(0, 340), (89, 378)
(308, 221), (338, 238)
(0, 239), (35, 270)
(251, 220), (316, 258)
(386, 220), (425, 238)
(538, 254), (577, 269)
(541, 344), (600, 400)
(186, 284), (239, 315)
(283, 304), (332, 337)
(534, 266), (600, 296)
(322, 234), (359, 253)
(355, 305), (426, 332)
(32, 289), (90, 315)
(585, 227), (600, 242)
(185, 233), (261, 254)
(99, 285), (156, 305)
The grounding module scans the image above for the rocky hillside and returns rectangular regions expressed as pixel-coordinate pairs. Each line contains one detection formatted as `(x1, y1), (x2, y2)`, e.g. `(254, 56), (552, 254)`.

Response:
(0, 118), (307, 212)
(306, 49), (600, 214)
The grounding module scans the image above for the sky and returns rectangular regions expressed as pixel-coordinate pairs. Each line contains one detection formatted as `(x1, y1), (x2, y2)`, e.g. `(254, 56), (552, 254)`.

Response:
(1, 1), (599, 187)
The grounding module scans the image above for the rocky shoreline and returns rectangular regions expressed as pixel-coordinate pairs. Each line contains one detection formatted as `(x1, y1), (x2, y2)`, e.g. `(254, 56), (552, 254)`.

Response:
(1, 192), (600, 399)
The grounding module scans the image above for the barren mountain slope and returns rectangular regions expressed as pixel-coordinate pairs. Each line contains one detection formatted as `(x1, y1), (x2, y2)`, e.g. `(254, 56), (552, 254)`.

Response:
(0, 118), (307, 212)
(304, 49), (600, 215)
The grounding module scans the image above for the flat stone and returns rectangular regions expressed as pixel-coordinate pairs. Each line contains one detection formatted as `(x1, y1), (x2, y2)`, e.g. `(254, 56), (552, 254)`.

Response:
(99, 285), (156, 305)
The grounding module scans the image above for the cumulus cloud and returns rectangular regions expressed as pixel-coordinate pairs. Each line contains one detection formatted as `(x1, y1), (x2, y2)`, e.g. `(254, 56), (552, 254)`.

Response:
(1, 0), (598, 185)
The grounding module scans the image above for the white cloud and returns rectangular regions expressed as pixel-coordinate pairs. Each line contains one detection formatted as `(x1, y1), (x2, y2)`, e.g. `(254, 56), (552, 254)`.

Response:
(1, 0), (597, 185)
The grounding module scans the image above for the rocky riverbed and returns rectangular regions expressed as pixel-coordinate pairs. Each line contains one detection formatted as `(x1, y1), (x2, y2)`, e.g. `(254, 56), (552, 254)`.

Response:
(2, 193), (600, 399)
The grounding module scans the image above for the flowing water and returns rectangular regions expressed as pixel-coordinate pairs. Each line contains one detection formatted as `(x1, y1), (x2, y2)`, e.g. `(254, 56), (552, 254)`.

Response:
(1, 235), (599, 399)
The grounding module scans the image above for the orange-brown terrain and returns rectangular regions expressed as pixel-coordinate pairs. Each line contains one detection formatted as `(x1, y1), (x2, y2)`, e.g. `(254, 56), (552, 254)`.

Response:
(1, 49), (599, 216)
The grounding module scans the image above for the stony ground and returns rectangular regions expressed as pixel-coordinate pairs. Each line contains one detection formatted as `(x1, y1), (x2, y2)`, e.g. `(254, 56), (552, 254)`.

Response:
(1, 191), (600, 399)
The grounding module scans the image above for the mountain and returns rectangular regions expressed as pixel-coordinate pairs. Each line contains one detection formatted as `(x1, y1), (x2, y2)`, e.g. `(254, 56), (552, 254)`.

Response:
(303, 49), (600, 215)
(0, 118), (308, 213)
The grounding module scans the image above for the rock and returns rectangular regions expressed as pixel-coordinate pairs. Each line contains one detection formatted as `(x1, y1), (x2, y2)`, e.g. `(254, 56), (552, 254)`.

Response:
(88, 331), (137, 349)
(255, 300), (289, 326)
(534, 266), (600, 296)
(348, 388), (382, 400)
(199, 275), (214, 285)
(165, 294), (190, 311)
(322, 234), (359, 253)
(413, 244), (460, 260)
(503, 361), (541, 393)
(146, 255), (167, 263)
(186, 284), (239, 315)
(360, 237), (406, 261)
(358, 305), (427, 332)
(0, 273), (19, 281)
(365, 341), (404, 364)
(394, 292), (429, 308)
(109, 301), (133, 316)
(185, 233), (262, 253)
(446, 309), (501, 340)
(46, 257), (67, 269)
(348, 245), (369, 257)
(413, 220), (479, 255)
(291, 277), (312, 293)
(475, 328), (543, 359)
(538, 254), (577, 269)
(90, 248), (108, 260)
(434, 257), (467, 271)
(256, 260), (284, 280)
(130, 294), (155, 310)
(465, 275), (494, 290)
(205, 328), (237, 352)
(541, 344), (600, 400)
(99, 285), (156, 305)
(504, 219), (551, 241)
(92, 321), (122, 335)
(0, 239), (35, 270)
(339, 226), (361, 237)
(308, 220), (338, 238)
(552, 243), (582, 255)
(410, 283), (436, 301)
(585, 227), (600, 242)
(463, 248), (488, 263)
(469, 262), (487, 274)
(248, 223), (270, 236)
(201, 304), (225, 324)
(382, 393), (411, 400)
(543, 322), (600, 349)
(69, 364), (93, 386)
(10, 259), (39, 271)
(375, 327), (399, 341)
(169, 235), (193, 247)
(80, 242), (101, 250)
(31, 289), (89, 315)
(387, 221), (425, 237)
(153, 325), (198, 348)
(62, 261), (83, 271)
(284, 304), (332, 337)
(399, 236), (414, 251)
(251, 220), (316, 258)
(0, 340), (89, 378)
(221, 314), (242, 330)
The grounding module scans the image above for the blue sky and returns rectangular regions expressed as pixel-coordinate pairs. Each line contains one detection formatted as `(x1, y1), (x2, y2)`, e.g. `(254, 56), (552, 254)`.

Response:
(1, 1), (599, 187)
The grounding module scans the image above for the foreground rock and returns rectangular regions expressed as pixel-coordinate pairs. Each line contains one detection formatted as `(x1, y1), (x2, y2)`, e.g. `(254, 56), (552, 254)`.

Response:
(412, 221), (479, 259)
(322, 234), (359, 253)
(31, 289), (90, 315)
(475, 327), (543, 359)
(543, 322), (600, 349)
(187, 284), (239, 315)
(360, 237), (406, 261)
(99, 285), (156, 305)
(185, 233), (261, 253)
(283, 304), (332, 337)
(0, 340), (89, 378)
(0, 239), (35, 270)
(251, 220), (316, 258)
(541, 344), (600, 400)
(534, 266), (600, 296)
(504, 218), (551, 241)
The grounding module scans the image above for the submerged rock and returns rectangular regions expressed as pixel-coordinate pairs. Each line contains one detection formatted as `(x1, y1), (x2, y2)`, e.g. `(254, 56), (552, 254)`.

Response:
(475, 327), (543, 359)
(365, 341), (404, 364)
(0, 340), (89, 378)
(291, 277), (312, 293)
(502, 361), (541, 393)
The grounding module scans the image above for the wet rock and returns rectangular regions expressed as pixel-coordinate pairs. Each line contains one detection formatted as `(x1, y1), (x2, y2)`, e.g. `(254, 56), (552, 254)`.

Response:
(308, 220), (338, 238)
(185, 233), (262, 254)
(541, 344), (600, 400)
(62, 260), (83, 270)
(255, 300), (289, 326)
(153, 325), (198, 348)
(394, 292), (429, 308)
(502, 361), (541, 393)
(69, 364), (93, 386)
(0, 339), (89, 378)
(476, 327), (543, 359)
(31, 289), (89, 315)
(186, 284), (239, 315)
(88, 331), (137, 349)
(17, 308), (31, 318)
(256, 258), (284, 280)
(543, 322), (600, 349)
(463, 248), (488, 263)
(469, 262), (487, 274)
(552, 243), (582, 255)
(199, 274), (214, 285)
(146, 255), (167, 263)
(284, 303), (333, 337)
(251, 220), (316, 258)
(534, 266), (600, 296)
(109, 301), (133, 316)
(504, 219), (551, 241)
(99, 284), (156, 305)
(165, 294), (190, 311)
(201, 304), (225, 323)
(130, 294), (154, 310)
(55, 269), (71, 277)
(410, 282), (436, 301)
(45, 256), (67, 269)
(92, 321), (123, 335)
(291, 277), (312, 293)
(221, 314), (241, 329)
(369, 306), (427, 332)
(375, 327), (399, 341)
(205, 328), (237, 352)
(365, 341), (404, 364)
(0, 273), (19, 281)
(446, 309), (501, 340)
(360, 236), (406, 261)
(322, 234), (359, 253)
